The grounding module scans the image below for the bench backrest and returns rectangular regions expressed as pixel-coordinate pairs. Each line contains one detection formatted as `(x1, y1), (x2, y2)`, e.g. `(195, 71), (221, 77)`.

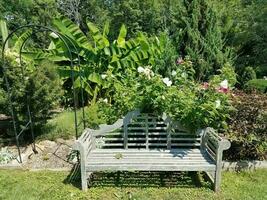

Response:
(94, 111), (201, 150)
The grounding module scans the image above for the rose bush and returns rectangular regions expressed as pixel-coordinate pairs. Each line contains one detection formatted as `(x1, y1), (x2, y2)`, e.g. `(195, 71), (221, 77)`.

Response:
(111, 58), (234, 131)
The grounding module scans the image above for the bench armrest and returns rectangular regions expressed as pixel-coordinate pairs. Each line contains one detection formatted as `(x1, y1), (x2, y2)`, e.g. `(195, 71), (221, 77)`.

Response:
(73, 128), (94, 160)
(200, 127), (231, 161)
(92, 109), (141, 137)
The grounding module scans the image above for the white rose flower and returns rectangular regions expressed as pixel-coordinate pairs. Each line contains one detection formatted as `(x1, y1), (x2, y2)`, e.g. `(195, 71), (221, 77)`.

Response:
(50, 32), (59, 38)
(144, 68), (150, 76)
(101, 74), (107, 79)
(163, 77), (172, 86)
(215, 100), (221, 108)
(171, 70), (177, 76)
(220, 79), (228, 89)
(15, 58), (20, 64)
(137, 66), (145, 73)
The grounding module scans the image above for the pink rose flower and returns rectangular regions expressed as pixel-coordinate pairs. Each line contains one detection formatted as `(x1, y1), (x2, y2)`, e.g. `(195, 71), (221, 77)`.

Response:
(176, 57), (184, 65)
(201, 82), (209, 90)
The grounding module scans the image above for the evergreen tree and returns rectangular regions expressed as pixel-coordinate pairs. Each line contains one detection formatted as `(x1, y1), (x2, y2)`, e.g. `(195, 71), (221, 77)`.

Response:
(172, 0), (233, 80)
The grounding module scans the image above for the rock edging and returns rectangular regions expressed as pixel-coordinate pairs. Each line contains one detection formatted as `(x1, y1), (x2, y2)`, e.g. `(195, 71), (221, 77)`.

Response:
(222, 160), (267, 171)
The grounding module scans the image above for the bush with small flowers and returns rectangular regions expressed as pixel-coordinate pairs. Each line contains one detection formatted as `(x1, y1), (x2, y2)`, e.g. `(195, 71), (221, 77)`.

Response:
(111, 58), (234, 131)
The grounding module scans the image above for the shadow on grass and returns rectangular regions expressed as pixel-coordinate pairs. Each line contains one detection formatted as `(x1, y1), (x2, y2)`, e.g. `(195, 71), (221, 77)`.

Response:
(64, 164), (212, 190)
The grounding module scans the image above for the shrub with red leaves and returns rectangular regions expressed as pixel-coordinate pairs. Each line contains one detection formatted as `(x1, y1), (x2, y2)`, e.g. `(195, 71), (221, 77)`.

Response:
(225, 90), (267, 160)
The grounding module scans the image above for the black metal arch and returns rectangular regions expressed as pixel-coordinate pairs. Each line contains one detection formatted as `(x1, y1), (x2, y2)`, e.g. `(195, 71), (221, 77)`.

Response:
(1, 24), (85, 163)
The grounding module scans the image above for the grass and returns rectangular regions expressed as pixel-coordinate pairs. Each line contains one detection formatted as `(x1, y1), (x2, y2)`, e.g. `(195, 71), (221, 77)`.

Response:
(37, 104), (107, 141)
(38, 110), (83, 141)
(0, 169), (266, 200)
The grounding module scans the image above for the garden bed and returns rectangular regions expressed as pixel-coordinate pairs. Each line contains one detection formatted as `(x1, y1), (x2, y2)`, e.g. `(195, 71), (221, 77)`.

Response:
(0, 139), (75, 169)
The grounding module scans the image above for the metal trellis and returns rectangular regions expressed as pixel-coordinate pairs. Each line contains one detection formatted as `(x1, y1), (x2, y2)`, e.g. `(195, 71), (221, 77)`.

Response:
(1, 25), (85, 163)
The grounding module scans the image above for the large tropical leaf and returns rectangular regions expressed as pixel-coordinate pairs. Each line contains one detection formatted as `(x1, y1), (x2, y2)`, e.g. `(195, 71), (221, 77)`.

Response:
(88, 72), (102, 85)
(87, 22), (109, 49)
(117, 24), (127, 48)
(0, 20), (8, 49)
(13, 30), (32, 52)
(103, 22), (110, 37)
(53, 16), (94, 51)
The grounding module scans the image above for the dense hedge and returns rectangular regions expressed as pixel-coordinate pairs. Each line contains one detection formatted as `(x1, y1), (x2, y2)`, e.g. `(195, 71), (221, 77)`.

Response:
(245, 79), (267, 93)
(0, 60), (63, 127)
(225, 91), (267, 160)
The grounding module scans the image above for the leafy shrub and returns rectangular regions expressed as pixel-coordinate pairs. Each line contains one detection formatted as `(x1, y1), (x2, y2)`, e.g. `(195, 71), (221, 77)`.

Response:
(154, 32), (178, 77)
(209, 63), (237, 87)
(225, 91), (267, 160)
(0, 57), (63, 125)
(240, 66), (257, 85)
(255, 65), (267, 78)
(245, 79), (267, 93)
(0, 147), (15, 164)
(112, 59), (232, 131)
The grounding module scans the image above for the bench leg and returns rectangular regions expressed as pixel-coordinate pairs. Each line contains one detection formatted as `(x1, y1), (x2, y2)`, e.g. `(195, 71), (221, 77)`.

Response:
(81, 170), (88, 191)
(214, 169), (221, 192)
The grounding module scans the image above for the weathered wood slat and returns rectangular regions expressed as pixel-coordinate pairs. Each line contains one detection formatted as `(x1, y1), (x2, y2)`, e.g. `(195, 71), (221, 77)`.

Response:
(127, 143), (146, 146)
(171, 132), (194, 135)
(88, 153), (212, 159)
(128, 127), (167, 131)
(205, 147), (216, 161)
(129, 121), (166, 125)
(88, 155), (210, 159)
(86, 164), (216, 172)
(101, 138), (124, 141)
(128, 132), (168, 136)
(148, 138), (167, 141)
(100, 144), (124, 147)
(87, 160), (213, 165)
(207, 140), (217, 152)
(148, 143), (167, 146)
(128, 138), (146, 141)
(171, 138), (201, 141)
(104, 132), (123, 136)
(171, 143), (201, 147)
(91, 148), (202, 153)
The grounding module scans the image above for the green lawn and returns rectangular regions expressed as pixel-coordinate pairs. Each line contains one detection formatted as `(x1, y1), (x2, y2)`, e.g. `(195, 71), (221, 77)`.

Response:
(0, 169), (266, 200)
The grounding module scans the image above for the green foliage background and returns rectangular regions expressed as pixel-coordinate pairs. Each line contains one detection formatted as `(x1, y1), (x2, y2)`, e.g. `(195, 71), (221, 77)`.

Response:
(0, 0), (266, 161)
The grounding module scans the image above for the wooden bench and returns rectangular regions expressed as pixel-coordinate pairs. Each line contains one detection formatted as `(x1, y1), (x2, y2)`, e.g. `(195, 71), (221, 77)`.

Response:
(73, 110), (230, 192)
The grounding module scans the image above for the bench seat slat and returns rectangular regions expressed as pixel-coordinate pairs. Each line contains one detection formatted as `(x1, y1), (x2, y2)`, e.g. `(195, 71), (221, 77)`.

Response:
(171, 138), (201, 141)
(88, 150), (210, 158)
(86, 164), (216, 172)
(86, 148), (215, 172)
(171, 143), (200, 146)
(88, 157), (212, 162)
(89, 154), (209, 158)
(88, 159), (212, 163)
(91, 148), (202, 153)
(128, 127), (167, 130)
(129, 132), (168, 135)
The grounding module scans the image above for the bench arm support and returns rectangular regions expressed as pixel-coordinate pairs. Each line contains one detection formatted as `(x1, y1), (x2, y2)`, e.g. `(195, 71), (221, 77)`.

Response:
(72, 128), (95, 191)
(199, 127), (231, 192)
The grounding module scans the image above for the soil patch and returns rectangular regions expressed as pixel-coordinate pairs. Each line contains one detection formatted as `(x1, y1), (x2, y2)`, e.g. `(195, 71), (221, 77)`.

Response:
(1, 138), (76, 169)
